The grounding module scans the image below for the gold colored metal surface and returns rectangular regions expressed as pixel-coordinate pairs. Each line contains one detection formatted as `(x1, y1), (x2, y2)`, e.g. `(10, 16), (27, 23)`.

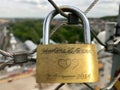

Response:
(114, 67), (120, 90)
(114, 81), (120, 90)
(36, 44), (99, 83)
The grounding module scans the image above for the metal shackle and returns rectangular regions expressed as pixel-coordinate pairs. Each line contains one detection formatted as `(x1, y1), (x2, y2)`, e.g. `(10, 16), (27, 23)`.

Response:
(43, 6), (91, 45)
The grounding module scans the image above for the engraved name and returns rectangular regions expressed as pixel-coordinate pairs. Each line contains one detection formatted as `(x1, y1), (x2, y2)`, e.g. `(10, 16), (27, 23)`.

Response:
(41, 47), (92, 54)
(46, 73), (91, 80)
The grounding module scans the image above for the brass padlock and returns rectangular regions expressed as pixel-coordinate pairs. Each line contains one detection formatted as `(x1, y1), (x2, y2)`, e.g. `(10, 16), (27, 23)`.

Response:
(36, 6), (99, 83)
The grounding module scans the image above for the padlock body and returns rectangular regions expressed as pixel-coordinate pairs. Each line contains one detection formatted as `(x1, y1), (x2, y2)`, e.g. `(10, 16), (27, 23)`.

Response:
(36, 44), (98, 83)
(114, 67), (120, 90)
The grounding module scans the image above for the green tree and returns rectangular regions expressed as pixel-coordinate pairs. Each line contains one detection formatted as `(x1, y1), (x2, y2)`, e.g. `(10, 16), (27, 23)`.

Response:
(12, 19), (43, 44)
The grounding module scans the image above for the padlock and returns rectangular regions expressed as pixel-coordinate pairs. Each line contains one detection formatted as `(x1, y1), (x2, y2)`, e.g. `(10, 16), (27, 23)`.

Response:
(36, 6), (99, 83)
(113, 67), (120, 90)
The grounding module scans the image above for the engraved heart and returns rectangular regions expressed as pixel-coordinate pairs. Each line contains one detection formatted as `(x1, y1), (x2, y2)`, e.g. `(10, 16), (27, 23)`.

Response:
(58, 59), (71, 69)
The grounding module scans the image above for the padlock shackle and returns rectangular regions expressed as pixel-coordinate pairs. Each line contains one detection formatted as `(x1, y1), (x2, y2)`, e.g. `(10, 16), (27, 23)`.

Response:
(43, 6), (91, 45)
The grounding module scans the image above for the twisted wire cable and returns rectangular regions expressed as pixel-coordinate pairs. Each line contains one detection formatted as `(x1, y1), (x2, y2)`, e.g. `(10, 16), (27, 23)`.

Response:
(0, 49), (13, 57)
(84, 0), (99, 14)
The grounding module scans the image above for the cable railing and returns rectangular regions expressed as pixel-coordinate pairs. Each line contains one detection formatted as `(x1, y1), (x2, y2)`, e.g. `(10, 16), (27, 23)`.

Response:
(0, 0), (120, 90)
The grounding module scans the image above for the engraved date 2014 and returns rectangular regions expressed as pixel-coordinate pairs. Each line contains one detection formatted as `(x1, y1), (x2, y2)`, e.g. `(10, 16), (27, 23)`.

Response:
(76, 73), (91, 79)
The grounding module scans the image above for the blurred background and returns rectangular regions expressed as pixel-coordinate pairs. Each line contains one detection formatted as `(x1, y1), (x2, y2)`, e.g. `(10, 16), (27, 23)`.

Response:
(0, 0), (120, 90)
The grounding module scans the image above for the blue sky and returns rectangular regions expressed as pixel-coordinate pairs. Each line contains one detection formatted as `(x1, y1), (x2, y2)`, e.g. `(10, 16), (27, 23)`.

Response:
(0, 0), (120, 18)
